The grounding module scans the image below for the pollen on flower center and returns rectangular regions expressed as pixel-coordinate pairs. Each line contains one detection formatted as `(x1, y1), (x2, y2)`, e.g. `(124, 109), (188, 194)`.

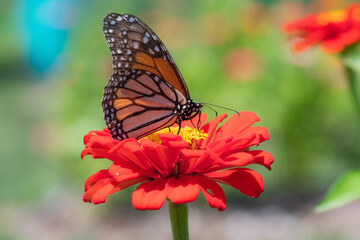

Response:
(144, 126), (208, 149)
(317, 10), (347, 25)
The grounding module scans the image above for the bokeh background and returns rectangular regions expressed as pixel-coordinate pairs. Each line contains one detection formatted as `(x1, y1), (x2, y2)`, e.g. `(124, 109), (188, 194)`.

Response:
(1, 0), (360, 239)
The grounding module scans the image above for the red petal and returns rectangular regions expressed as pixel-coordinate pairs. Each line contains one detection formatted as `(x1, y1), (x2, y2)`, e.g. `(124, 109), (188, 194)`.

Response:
(207, 168), (264, 198)
(83, 129), (112, 145)
(85, 147), (121, 162)
(223, 152), (254, 166)
(249, 150), (274, 170)
(211, 125), (271, 159)
(108, 162), (155, 182)
(250, 126), (270, 143)
(86, 133), (118, 149)
(132, 179), (167, 210)
(341, 28), (360, 45)
(83, 170), (147, 204)
(81, 148), (94, 159)
(209, 130), (258, 158)
(112, 139), (153, 169)
(181, 148), (226, 174)
(179, 149), (205, 174)
(83, 178), (116, 204)
(224, 150), (274, 170)
(140, 139), (174, 175)
(201, 114), (228, 146)
(166, 175), (200, 204)
(214, 111), (260, 141)
(84, 170), (110, 191)
(195, 176), (226, 211)
(283, 14), (319, 32)
(321, 35), (344, 53)
(158, 134), (187, 149)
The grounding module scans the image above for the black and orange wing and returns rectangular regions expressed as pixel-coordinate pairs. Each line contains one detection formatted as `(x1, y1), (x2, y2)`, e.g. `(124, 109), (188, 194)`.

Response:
(101, 13), (189, 140)
(102, 70), (187, 140)
(102, 13), (189, 98)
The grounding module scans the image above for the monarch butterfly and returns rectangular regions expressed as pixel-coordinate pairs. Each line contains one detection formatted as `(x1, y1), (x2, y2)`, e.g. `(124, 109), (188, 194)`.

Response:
(102, 13), (202, 140)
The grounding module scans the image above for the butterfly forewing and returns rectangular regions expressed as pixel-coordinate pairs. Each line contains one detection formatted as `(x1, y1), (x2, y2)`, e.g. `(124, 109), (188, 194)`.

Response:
(101, 13), (201, 140)
(103, 13), (189, 98)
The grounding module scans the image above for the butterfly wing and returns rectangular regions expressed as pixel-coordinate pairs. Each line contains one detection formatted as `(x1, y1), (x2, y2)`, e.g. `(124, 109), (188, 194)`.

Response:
(103, 13), (189, 98)
(102, 70), (187, 140)
(102, 13), (192, 140)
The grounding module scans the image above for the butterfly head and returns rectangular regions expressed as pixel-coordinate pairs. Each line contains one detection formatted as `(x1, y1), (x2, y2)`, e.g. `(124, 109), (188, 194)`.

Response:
(177, 99), (202, 121)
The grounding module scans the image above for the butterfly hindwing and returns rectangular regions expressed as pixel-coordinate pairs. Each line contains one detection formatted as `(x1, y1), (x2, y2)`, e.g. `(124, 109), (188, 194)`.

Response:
(102, 69), (187, 140)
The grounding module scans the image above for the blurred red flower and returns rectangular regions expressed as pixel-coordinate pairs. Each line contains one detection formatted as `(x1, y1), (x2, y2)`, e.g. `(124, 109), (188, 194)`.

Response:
(81, 111), (273, 211)
(283, 3), (360, 53)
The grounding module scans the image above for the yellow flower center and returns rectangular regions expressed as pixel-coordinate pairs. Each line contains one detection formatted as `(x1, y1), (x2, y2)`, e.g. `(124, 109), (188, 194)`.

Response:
(144, 126), (208, 149)
(317, 10), (347, 25)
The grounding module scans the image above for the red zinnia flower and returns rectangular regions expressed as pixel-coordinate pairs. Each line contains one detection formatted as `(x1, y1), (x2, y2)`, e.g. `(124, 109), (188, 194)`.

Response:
(283, 3), (360, 53)
(81, 111), (273, 211)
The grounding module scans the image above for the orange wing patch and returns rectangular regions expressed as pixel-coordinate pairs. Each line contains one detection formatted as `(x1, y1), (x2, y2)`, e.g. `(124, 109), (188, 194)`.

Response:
(113, 98), (132, 109)
(132, 64), (161, 76)
(133, 52), (161, 76)
(133, 52), (186, 96)
(135, 52), (155, 67)
(154, 57), (186, 96)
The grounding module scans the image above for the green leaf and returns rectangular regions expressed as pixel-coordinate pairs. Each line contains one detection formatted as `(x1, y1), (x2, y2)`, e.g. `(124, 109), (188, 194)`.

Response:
(315, 169), (360, 213)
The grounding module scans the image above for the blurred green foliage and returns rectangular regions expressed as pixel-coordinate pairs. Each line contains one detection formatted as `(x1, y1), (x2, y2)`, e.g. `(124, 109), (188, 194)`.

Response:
(1, 0), (359, 213)
(316, 169), (360, 213)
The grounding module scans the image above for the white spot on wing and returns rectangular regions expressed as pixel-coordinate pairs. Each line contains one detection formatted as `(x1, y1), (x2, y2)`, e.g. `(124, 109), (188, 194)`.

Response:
(148, 48), (155, 55)
(133, 41), (140, 49)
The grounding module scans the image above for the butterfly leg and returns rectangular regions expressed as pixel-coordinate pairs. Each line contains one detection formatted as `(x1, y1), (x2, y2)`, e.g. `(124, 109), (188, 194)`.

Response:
(177, 120), (182, 135)
(196, 111), (202, 129)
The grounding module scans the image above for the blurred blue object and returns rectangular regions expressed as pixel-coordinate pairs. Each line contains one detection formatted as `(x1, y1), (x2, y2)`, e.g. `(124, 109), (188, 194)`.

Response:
(23, 0), (76, 73)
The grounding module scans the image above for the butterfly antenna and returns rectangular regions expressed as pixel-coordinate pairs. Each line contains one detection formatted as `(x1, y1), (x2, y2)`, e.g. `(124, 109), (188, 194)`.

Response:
(201, 103), (239, 116)
(202, 103), (218, 117)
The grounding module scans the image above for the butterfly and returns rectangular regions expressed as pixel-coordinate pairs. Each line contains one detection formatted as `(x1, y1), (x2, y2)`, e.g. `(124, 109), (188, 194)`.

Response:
(101, 13), (202, 140)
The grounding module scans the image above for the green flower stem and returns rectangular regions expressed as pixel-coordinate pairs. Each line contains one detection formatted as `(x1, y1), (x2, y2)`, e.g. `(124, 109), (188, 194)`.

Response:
(168, 201), (189, 240)
(343, 65), (360, 124)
